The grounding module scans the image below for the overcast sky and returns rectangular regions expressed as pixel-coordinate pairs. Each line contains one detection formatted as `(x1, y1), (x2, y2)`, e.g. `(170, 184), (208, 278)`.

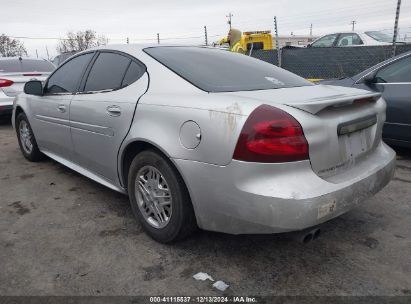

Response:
(2, 0), (411, 58)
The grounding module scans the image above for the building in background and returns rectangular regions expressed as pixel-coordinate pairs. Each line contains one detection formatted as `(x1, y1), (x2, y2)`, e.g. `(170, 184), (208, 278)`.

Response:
(273, 35), (317, 48)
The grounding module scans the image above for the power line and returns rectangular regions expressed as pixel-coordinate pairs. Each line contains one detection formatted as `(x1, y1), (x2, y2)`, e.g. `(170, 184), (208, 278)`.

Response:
(9, 36), (69, 40)
(9, 1), (408, 39)
(5, 0), (410, 46)
(233, 0), (395, 27)
(10, 33), (224, 42)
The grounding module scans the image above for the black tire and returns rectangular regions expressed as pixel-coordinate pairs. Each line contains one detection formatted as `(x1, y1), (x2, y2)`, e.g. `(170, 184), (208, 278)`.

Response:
(16, 112), (44, 162)
(128, 150), (197, 243)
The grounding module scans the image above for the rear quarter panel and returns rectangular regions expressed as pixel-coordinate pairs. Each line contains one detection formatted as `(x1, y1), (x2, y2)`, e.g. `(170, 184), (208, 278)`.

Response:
(13, 94), (35, 128)
(121, 92), (249, 166)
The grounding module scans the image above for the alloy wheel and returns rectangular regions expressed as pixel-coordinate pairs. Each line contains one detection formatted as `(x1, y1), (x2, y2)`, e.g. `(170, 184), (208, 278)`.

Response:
(19, 120), (33, 155)
(135, 165), (172, 229)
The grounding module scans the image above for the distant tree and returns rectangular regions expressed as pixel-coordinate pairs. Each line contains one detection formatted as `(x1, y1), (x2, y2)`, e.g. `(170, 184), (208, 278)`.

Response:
(57, 30), (108, 53)
(0, 34), (27, 57)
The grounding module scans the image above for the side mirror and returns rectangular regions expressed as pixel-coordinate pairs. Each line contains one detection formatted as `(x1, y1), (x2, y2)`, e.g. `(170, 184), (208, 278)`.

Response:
(306, 43), (312, 48)
(361, 71), (378, 84)
(24, 80), (43, 96)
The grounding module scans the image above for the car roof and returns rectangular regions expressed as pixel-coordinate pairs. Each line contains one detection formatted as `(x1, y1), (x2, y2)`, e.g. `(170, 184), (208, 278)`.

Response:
(319, 31), (371, 35)
(72, 44), (215, 63)
(86, 43), (201, 52)
(352, 50), (411, 81)
(317, 32), (359, 36)
(0, 56), (48, 61)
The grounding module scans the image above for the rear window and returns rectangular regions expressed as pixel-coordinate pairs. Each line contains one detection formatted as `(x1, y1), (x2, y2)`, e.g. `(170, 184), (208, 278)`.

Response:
(144, 47), (312, 92)
(0, 59), (55, 73)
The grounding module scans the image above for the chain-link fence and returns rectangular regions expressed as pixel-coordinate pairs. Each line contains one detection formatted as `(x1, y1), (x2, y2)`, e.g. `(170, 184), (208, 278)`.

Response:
(251, 44), (411, 79)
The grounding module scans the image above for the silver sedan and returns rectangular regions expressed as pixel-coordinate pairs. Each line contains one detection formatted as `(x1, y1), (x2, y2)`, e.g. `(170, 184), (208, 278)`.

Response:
(13, 45), (395, 243)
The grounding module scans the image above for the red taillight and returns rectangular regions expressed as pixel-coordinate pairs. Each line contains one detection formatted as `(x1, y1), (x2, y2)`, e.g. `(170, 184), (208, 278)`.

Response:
(0, 79), (14, 88)
(23, 73), (42, 76)
(233, 104), (309, 163)
(353, 97), (377, 105)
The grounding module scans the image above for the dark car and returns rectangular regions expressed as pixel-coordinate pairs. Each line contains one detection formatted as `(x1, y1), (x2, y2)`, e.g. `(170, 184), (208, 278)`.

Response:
(320, 51), (411, 148)
(51, 51), (77, 66)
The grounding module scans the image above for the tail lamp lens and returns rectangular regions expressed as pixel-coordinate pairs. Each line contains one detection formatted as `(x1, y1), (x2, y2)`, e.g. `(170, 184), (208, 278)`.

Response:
(0, 79), (14, 88)
(233, 104), (309, 163)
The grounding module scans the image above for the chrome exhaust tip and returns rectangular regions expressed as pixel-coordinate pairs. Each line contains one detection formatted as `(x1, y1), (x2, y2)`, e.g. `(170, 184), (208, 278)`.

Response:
(293, 227), (321, 243)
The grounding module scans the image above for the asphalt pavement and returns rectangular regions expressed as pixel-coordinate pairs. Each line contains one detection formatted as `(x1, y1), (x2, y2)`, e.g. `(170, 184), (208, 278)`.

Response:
(0, 116), (410, 296)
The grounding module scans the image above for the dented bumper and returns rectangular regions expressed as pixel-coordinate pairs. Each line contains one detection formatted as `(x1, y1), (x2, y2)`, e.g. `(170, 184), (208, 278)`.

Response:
(174, 142), (395, 234)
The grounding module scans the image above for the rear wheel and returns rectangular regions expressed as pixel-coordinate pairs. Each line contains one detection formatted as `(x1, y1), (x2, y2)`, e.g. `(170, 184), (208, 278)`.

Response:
(128, 150), (197, 243)
(16, 112), (43, 162)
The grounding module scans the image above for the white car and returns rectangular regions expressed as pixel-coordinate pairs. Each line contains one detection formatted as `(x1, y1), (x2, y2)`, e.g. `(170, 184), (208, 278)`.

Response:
(309, 31), (398, 47)
(0, 57), (55, 117)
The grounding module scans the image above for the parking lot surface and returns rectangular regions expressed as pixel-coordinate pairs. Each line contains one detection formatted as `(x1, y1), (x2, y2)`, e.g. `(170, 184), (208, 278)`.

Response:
(0, 116), (410, 296)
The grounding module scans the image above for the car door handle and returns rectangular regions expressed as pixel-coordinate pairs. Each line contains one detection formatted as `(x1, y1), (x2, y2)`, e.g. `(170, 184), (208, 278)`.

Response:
(57, 105), (66, 113)
(106, 105), (121, 116)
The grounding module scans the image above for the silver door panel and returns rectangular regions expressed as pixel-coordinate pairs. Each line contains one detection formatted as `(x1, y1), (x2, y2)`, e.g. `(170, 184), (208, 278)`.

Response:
(30, 94), (73, 160)
(70, 73), (149, 183)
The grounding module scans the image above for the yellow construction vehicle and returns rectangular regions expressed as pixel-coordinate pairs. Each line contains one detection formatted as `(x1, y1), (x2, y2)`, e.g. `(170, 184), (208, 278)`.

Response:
(241, 30), (273, 51)
(215, 30), (273, 53)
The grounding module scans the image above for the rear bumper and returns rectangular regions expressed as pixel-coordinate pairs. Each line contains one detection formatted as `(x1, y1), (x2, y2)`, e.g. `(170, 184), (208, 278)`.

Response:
(0, 104), (13, 116)
(174, 142), (395, 234)
(384, 138), (411, 149)
(0, 93), (14, 116)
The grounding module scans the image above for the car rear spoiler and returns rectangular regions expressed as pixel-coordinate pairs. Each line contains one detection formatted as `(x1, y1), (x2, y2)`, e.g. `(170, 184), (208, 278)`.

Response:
(285, 92), (381, 114)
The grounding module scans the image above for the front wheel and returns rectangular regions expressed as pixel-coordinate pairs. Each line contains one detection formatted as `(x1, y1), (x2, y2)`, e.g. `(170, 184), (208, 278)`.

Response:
(128, 150), (197, 243)
(16, 112), (44, 162)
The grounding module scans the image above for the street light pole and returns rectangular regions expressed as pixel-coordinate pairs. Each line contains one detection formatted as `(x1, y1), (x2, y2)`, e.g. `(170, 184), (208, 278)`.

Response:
(274, 16), (281, 67)
(226, 13), (233, 30)
(350, 20), (357, 31)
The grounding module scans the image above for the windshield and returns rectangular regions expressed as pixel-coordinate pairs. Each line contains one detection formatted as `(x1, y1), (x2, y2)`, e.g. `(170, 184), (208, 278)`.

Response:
(365, 31), (392, 43)
(144, 46), (312, 92)
(0, 59), (55, 73)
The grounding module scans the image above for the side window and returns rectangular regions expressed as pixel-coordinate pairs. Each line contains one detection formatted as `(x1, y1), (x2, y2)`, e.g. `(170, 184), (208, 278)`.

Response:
(246, 42), (264, 51)
(121, 61), (146, 87)
(45, 53), (93, 94)
(311, 34), (338, 47)
(51, 56), (59, 67)
(337, 34), (363, 46)
(84, 52), (130, 92)
(375, 56), (411, 83)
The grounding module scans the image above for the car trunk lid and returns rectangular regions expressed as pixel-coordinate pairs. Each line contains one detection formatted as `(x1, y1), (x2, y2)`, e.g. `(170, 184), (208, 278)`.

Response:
(0, 73), (49, 97)
(224, 85), (385, 179)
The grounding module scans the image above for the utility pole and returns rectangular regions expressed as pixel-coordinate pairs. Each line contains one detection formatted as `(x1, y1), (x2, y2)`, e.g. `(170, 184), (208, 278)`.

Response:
(350, 20), (357, 31)
(157, 33), (160, 44)
(274, 16), (281, 67)
(204, 26), (208, 46)
(36, 49), (38, 58)
(226, 13), (233, 30)
(126, 37), (129, 44)
(392, 0), (402, 57)
(45, 46), (50, 60)
(310, 23), (313, 36)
